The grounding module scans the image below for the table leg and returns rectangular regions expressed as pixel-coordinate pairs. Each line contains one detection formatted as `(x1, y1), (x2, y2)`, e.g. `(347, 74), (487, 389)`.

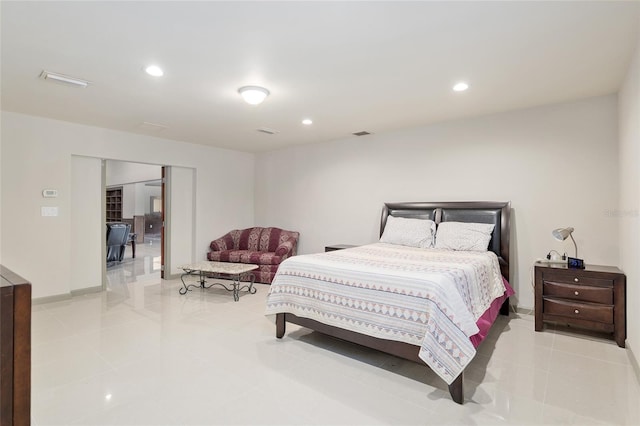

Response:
(233, 274), (240, 302)
(178, 269), (258, 300)
(179, 271), (192, 295)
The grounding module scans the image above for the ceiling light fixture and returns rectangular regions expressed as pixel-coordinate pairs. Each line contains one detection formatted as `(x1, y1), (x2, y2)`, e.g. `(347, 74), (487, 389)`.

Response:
(40, 70), (89, 88)
(302, 119), (313, 125)
(145, 65), (164, 77)
(453, 82), (469, 92)
(238, 86), (270, 105)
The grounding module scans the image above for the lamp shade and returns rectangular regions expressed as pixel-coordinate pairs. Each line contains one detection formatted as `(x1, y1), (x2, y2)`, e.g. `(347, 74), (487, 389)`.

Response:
(552, 227), (574, 241)
(238, 86), (270, 105)
(552, 227), (578, 258)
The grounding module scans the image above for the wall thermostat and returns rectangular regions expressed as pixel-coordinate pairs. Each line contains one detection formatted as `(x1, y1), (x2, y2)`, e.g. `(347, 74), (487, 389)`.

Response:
(42, 189), (58, 198)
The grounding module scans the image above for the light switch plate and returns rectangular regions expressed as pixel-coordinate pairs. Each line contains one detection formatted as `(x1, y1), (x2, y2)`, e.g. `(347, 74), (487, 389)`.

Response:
(41, 206), (59, 217)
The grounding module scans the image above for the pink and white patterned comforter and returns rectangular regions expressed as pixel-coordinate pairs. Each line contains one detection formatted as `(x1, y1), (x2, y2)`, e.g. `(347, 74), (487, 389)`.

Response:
(265, 243), (508, 384)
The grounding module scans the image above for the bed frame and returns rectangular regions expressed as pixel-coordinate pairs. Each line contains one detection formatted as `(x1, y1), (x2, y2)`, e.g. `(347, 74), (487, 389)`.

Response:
(275, 201), (511, 404)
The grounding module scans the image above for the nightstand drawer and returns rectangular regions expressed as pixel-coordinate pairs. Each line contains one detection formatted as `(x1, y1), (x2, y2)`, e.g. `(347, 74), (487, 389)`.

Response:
(543, 281), (612, 304)
(543, 298), (613, 324)
(541, 270), (613, 288)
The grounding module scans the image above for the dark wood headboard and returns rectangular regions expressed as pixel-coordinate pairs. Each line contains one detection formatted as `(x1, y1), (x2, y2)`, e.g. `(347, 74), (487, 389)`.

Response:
(380, 201), (511, 281)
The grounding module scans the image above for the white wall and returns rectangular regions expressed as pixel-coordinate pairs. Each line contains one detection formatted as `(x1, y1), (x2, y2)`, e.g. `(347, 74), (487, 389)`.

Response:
(117, 182), (161, 218)
(0, 112), (254, 299)
(0, 111), (3, 264)
(70, 156), (102, 291)
(255, 95), (620, 310)
(105, 160), (161, 186)
(618, 24), (640, 373)
(121, 183), (136, 219)
(165, 166), (196, 277)
(134, 183), (161, 216)
(106, 160), (162, 218)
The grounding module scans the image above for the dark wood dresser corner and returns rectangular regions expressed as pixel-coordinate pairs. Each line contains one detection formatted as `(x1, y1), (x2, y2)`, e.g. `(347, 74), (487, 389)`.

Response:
(1, 265), (32, 426)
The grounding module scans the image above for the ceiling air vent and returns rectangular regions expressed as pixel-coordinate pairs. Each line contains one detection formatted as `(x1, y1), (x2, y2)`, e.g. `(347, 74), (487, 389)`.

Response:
(352, 131), (371, 136)
(139, 121), (168, 132)
(257, 127), (280, 135)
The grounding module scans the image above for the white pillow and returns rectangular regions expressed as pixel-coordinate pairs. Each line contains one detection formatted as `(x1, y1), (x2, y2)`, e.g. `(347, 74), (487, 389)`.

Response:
(435, 221), (495, 251)
(380, 216), (436, 248)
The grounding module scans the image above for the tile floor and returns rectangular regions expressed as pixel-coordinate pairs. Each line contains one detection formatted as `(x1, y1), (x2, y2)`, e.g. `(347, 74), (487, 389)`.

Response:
(31, 246), (640, 425)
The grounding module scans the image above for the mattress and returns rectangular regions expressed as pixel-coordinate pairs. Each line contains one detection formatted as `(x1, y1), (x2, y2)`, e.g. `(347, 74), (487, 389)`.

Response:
(265, 243), (511, 384)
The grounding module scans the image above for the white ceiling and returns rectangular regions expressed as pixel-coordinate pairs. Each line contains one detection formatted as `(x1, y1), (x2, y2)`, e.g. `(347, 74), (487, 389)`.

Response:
(2, 1), (639, 153)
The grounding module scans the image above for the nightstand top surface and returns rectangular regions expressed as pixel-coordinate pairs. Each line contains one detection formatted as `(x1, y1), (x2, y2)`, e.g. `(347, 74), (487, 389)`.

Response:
(325, 244), (357, 250)
(535, 262), (624, 275)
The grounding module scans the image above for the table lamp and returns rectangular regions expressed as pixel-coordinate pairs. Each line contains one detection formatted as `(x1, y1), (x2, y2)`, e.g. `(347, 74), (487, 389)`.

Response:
(553, 227), (583, 268)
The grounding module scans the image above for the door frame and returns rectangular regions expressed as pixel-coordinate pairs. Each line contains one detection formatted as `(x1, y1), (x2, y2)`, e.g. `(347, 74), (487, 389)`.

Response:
(161, 166), (166, 279)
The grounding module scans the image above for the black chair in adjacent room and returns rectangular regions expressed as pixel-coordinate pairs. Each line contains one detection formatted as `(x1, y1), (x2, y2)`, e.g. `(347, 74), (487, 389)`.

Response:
(106, 223), (131, 263)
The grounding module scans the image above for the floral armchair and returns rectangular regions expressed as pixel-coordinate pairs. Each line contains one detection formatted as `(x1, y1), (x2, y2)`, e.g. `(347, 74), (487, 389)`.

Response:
(207, 227), (299, 283)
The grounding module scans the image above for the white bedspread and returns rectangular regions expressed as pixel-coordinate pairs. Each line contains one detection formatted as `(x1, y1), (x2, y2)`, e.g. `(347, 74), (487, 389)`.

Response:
(265, 243), (507, 384)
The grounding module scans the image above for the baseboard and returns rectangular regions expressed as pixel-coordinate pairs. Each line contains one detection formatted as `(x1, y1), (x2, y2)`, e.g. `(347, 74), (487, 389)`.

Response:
(70, 285), (102, 297)
(628, 341), (640, 387)
(514, 305), (534, 316)
(32, 293), (71, 305)
(32, 286), (103, 304)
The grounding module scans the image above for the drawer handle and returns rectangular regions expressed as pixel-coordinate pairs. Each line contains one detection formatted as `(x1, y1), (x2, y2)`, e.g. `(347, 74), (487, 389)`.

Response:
(574, 309), (580, 314)
(574, 291), (579, 296)
(574, 278), (579, 283)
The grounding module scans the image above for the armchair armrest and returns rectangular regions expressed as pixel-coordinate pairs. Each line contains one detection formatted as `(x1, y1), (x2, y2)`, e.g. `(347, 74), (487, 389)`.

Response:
(210, 239), (225, 251)
(210, 232), (236, 251)
(275, 240), (295, 258)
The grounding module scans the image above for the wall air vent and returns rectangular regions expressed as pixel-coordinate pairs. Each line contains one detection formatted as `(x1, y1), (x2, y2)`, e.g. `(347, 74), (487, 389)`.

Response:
(352, 131), (371, 136)
(257, 127), (280, 135)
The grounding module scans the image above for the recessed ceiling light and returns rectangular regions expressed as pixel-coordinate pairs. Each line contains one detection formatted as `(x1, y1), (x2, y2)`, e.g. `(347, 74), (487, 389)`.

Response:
(302, 119), (313, 125)
(453, 82), (469, 92)
(145, 65), (164, 77)
(238, 86), (270, 105)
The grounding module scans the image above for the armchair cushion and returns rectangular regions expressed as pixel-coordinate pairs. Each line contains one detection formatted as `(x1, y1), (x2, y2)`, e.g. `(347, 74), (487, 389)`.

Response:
(208, 250), (283, 265)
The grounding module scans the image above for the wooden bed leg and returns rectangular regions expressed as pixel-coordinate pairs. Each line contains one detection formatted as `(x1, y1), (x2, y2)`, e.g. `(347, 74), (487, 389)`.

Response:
(276, 313), (286, 338)
(499, 297), (510, 316)
(448, 373), (464, 404)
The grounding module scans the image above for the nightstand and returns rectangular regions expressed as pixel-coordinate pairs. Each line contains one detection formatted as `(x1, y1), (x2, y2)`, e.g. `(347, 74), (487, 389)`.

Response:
(324, 244), (357, 252)
(534, 263), (626, 347)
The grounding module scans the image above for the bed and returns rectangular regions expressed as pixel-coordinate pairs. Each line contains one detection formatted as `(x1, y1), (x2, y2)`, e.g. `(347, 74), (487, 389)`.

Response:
(266, 201), (512, 404)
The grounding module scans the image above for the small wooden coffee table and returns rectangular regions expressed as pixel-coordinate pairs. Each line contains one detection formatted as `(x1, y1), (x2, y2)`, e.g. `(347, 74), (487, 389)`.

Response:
(178, 261), (258, 301)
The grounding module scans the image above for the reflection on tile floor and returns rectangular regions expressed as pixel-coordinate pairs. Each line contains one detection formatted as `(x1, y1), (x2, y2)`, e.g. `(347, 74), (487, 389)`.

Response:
(32, 253), (640, 425)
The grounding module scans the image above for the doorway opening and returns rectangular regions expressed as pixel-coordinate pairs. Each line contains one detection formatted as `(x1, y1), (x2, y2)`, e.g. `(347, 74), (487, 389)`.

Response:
(104, 160), (164, 291)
